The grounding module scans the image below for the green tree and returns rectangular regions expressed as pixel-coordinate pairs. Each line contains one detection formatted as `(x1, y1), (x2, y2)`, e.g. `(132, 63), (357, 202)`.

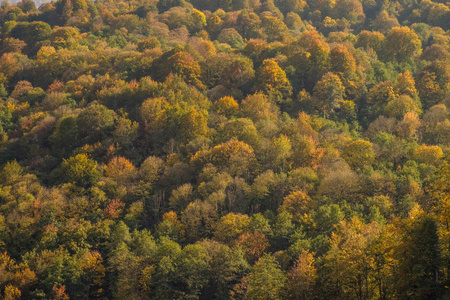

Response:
(61, 154), (100, 187)
(76, 103), (114, 142)
(312, 72), (345, 118)
(244, 254), (287, 300)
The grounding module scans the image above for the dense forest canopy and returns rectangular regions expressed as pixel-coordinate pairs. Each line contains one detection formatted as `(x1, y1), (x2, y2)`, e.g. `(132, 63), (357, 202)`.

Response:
(0, 0), (449, 298)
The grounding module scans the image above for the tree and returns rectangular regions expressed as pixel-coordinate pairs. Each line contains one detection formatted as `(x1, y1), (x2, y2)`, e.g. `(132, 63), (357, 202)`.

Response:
(394, 215), (441, 299)
(236, 231), (269, 263)
(49, 26), (80, 48)
(244, 254), (287, 300)
(396, 111), (421, 140)
(333, 0), (365, 25)
(0, 37), (26, 55)
(181, 200), (217, 243)
(152, 47), (205, 89)
(366, 81), (397, 120)
(104, 156), (136, 182)
(214, 213), (250, 244)
(373, 11), (400, 33)
(18, 0), (36, 12)
(261, 14), (288, 42)
(201, 240), (249, 299)
(287, 250), (317, 300)
(168, 183), (193, 212)
(240, 93), (280, 123)
(330, 45), (357, 79)
(416, 62), (450, 109)
(179, 107), (209, 142)
(279, 191), (315, 223)
(272, 211), (296, 250)
(50, 115), (78, 155)
(217, 28), (245, 50)
(214, 96), (239, 117)
(202, 54), (255, 89)
(10, 21), (52, 48)
(139, 97), (168, 143)
(396, 71), (419, 101)
(413, 144), (443, 166)
(356, 30), (385, 54)
(275, 0), (307, 14)
(191, 139), (258, 178)
(76, 103), (114, 142)
(0, 53), (30, 80)
(256, 59), (293, 98)
(236, 10), (261, 39)
(312, 72), (345, 118)
(78, 250), (106, 299)
(139, 156), (165, 184)
(383, 27), (422, 62)
(342, 139), (375, 170)
(319, 218), (381, 300)
(384, 94), (422, 120)
(155, 211), (182, 240)
(318, 163), (361, 203)
(113, 114), (139, 150)
(285, 12), (306, 31)
(61, 154), (100, 187)
(175, 244), (210, 298)
(0, 252), (36, 299)
(157, 0), (186, 12)
(108, 242), (149, 299)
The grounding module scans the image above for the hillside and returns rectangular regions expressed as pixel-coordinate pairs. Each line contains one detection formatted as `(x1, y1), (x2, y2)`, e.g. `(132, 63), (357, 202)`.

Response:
(0, 0), (449, 299)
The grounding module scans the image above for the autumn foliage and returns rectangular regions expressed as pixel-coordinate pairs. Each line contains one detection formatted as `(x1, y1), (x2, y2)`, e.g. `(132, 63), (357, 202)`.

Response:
(0, 0), (448, 298)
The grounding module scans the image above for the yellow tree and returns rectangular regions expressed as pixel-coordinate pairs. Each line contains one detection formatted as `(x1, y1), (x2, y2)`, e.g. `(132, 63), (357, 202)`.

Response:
(395, 70), (419, 101)
(330, 45), (357, 79)
(214, 96), (239, 117)
(320, 217), (381, 299)
(256, 59), (292, 98)
(413, 144), (444, 166)
(288, 250), (317, 300)
(279, 190), (315, 223)
(104, 156), (136, 182)
(383, 27), (422, 62)
(0, 252), (36, 299)
(342, 139), (375, 170)
(369, 222), (401, 299)
(428, 163), (450, 288)
(270, 134), (293, 172)
(240, 92), (280, 124)
(179, 107), (209, 142)
(191, 139), (258, 178)
(214, 213), (250, 244)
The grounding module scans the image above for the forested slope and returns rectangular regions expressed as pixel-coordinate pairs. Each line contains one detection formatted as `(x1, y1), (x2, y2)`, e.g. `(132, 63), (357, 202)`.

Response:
(0, 0), (449, 298)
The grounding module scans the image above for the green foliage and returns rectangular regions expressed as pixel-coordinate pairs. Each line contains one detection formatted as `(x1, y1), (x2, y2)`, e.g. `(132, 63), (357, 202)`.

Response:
(245, 254), (287, 299)
(61, 154), (101, 187)
(0, 0), (449, 298)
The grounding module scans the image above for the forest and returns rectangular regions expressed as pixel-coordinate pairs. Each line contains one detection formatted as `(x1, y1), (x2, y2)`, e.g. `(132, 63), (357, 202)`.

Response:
(0, 0), (448, 298)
